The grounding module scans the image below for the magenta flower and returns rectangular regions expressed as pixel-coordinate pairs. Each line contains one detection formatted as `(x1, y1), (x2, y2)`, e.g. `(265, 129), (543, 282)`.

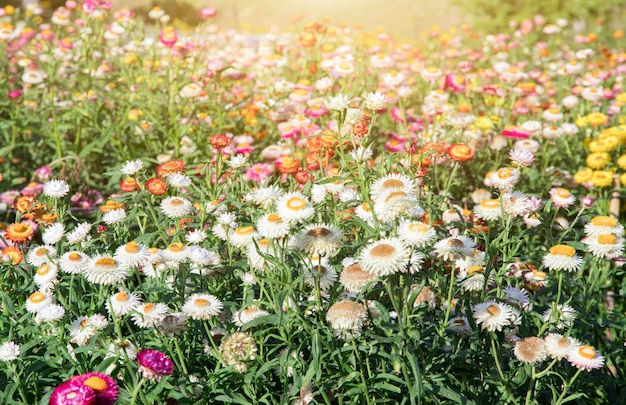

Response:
(49, 380), (96, 405)
(137, 349), (174, 382)
(71, 372), (119, 405)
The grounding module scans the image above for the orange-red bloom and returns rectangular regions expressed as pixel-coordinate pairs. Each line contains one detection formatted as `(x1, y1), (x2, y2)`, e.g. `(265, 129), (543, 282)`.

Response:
(146, 178), (167, 195)
(2, 246), (22, 264)
(448, 144), (475, 162)
(4, 222), (34, 243)
(120, 177), (140, 193)
(99, 200), (125, 214)
(156, 160), (185, 178)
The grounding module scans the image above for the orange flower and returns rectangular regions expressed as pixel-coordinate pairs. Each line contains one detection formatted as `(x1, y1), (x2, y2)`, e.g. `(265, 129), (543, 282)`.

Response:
(209, 134), (231, 149)
(120, 177), (140, 193)
(448, 144), (474, 162)
(276, 156), (300, 174)
(34, 210), (58, 226)
(146, 178), (167, 195)
(2, 246), (22, 264)
(4, 222), (34, 243)
(99, 200), (125, 214)
(156, 160), (185, 178)
(14, 194), (34, 213)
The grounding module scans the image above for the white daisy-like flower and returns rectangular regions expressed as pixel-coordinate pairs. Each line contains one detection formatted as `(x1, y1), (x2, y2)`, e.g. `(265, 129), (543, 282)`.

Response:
(370, 173), (416, 201)
(327, 94), (350, 111)
(34, 304), (66, 323)
(583, 216), (624, 237)
(42, 223), (65, 245)
(310, 184), (327, 204)
(303, 258), (338, 290)
(350, 147), (373, 163)
(509, 147), (535, 167)
(212, 223), (231, 241)
(364, 91), (387, 110)
(120, 159), (144, 175)
(106, 339), (138, 363)
(326, 300), (368, 338)
(229, 226), (259, 248)
(228, 154), (249, 169)
(161, 243), (188, 265)
(166, 173), (192, 188)
(584, 233), (625, 258)
(488, 167), (520, 191)
(84, 255), (130, 285)
(158, 312), (189, 337)
(69, 314), (108, 346)
(25, 291), (53, 313)
(105, 290), (141, 318)
(455, 249), (487, 271)
(358, 237), (410, 277)
(338, 188), (360, 203)
(339, 262), (378, 292)
(160, 196), (193, 218)
(549, 188), (576, 208)
(26, 245), (57, 267)
(247, 238), (282, 271)
(373, 189), (419, 223)
(217, 212), (237, 226)
(354, 202), (375, 225)
(66, 222), (92, 245)
(59, 251), (88, 274)
(567, 345), (604, 371)
(501, 191), (533, 217)
(34, 263), (59, 287)
(407, 252), (424, 274)
(244, 185), (282, 209)
(457, 266), (493, 292)
(410, 284), (436, 309)
(544, 333), (580, 360)
(542, 245), (583, 272)
(43, 179), (69, 198)
(276, 192), (315, 223)
(0, 341), (20, 362)
(232, 305), (270, 326)
(182, 293), (223, 320)
(473, 301), (516, 332)
(103, 208), (127, 225)
(473, 199), (502, 221)
(433, 235), (477, 261)
(185, 229), (208, 244)
(132, 302), (169, 328)
(542, 304), (577, 330)
(503, 286), (531, 310)
(256, 213), (291, 239)
(514, 337), (547, 365)
(295, 223), (343, 256)
(115, 241), (151, 268)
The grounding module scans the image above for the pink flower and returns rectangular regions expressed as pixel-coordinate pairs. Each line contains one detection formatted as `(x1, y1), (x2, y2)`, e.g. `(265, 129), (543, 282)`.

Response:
(200, 7), (217, 19)
(50, 380), (96, 405)
(8, 89), (23, 99)
(137, 349), (174, 382)
(246, 163), (272, 183)
(502, 128), (530, 139)
(71, 372), (119, 405)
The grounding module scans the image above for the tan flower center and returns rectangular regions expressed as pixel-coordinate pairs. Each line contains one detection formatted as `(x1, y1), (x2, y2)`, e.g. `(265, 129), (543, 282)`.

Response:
(68, 252), (82, 261)
(549, 245), (575, 257)
(487, 305), (501, 316)
(370, 243), (396, 258)
(307, 227), (332, 238)
(95, 257), (117, 268)
(115, 292), (129, 302)
(382, 179), (405, 189)
(447, 238), (465, 248)
(170, 198), (183, 206)
(578, 345), (596, 359)
(37, 264), (50, 275)
(168, 242), (184, 252)
(194, 298), (210, 307)
(385, 191), (406, 203)
(267, 213), (281, 222)
(408, 223), (428, 233)
(481, 199), (500, 209)
(556, 188), (570, 198)
(556, 337), (571, 348)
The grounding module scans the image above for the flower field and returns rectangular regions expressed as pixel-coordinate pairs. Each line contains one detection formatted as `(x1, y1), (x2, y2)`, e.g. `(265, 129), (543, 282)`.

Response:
(1, 2), (626, 404)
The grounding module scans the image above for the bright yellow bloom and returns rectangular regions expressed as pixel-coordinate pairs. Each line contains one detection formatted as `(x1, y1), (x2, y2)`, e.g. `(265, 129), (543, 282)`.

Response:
(587, 112), (608, 127)
(574, 168), (593, 184)
(618, 154), (626, 170)
(575, 116), (588, 127)
(474, 116), (494, 131)
(586, 152), (611, 169)
(590, 170), (614, 188)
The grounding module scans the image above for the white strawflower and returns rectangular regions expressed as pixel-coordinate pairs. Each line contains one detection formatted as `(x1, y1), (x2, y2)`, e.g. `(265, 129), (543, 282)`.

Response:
(66, 222), (92, 244)
(228, 154), (249, 169)
(166, 173), (192, 188)
(121, 159), (143, 175)
(42, 223), (65, 245)
(35, 304), (66, 323)
(364, 91), (387, 110)
(182, 293), (223, 320)
(185, 229), (208, 244)
(327, 94), (350, 111)
(350, 147), (373, 162)
(0, 341), (20, 362)
(103, 208), (127, 225)
(161, 196), (193, 218)
(43, 180), (70, 198)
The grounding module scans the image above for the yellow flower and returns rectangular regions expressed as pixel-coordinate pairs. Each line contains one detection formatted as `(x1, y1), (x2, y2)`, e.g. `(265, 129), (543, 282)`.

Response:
(588, 137), (618, 153)
(620, 173), (626, 186)
(4, 5), (15, 15)
(615, 93), (626, 103)
(586, 152), (611, 169)
(474, 116), (494, 131)
(618, 154), (626, 170)
(574, 168), (593, 184)
(587, 112), (608, 127)
(590, 170), (614, 188)
(575, 116), (588, 127)
(127, 109), (144, 121)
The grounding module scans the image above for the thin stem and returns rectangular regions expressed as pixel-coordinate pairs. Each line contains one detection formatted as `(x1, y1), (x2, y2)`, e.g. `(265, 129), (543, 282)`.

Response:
(555, 368), (584, 405)
(129, 377), (145, 405)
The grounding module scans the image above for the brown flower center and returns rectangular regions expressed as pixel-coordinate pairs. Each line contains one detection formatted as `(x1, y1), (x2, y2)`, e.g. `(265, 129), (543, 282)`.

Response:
(307, 227), (332, 238)
(370, 243), (396, 258)
(487, 305), (501, 316)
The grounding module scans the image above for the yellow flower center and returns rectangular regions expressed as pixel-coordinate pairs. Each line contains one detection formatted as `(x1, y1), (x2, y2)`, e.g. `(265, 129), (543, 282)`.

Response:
(382, 179), (405, 189)
(487, 305), (501, 316)
(480, 199), (500, 209)
(578, 345), (597, 359)
(168, 242), (184, 252)
(408, 223), (428, 233)
(597, 234), (617, 245)
(170, 198), (183, 206)
(30, 292), (45, 303)
(144, 303), (155, 313)
(497, 168), (512, 179)
(37, 264), (50, 275)
(267, 213), (281, 222)
(125, 241), (139, 253)
(35, 247), (48, 256)
(286, 197), (306, 211)
(370, 243), (396, 258)
(13, 223), (27, 233)
(83, 376), (107, 391)
(194, 298), (210, 307)
(533, 270), (546, 280)
(591, 216), (617, 227)
(549, 245), (576, 257)
(361, 202), (371, 212)
(385, 191), (406, 202)
(258, 239), (270, 248)
(68, 252), (82, 261)
(95, 257), (117, 268)
(556, 188), (570, 198)
(467, 266), (483, 275)
(115, 292), (129, 302)
(235, 226), (254, 236)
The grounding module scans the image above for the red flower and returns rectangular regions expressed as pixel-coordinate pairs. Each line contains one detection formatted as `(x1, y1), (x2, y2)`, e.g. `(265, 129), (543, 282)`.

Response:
(146, 178), (167, 195)
(120, 177), (140, 193)
(137, 349), (174, 382)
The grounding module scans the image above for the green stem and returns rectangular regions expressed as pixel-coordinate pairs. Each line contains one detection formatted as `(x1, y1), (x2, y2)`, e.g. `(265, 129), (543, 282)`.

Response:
(129, 378), (145, 405)
(554, 368), (584, 405)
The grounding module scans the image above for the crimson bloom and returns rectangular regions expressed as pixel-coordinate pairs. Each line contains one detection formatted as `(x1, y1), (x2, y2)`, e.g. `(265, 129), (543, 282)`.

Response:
(137, 349), (174, 382)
